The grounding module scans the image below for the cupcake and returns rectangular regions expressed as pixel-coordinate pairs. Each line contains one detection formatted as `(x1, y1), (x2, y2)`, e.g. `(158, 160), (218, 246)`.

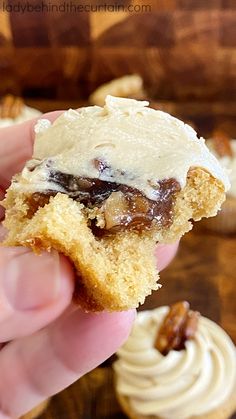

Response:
(203, 130), (236, 234)
(0, 94), (41, 128)
(89, 74), (145, 106)
(114, 302), (236, 419)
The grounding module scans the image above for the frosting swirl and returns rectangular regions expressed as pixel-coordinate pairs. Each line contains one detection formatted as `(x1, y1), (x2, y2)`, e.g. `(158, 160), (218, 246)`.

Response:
(114, 307), (236, 418)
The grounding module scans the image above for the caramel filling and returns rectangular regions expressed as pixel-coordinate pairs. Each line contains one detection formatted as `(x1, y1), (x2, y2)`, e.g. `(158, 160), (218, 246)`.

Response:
(26, 170), (181, 233)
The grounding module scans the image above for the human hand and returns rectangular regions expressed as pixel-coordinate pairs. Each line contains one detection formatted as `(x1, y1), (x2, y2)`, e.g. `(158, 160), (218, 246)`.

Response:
(0, 114), (178, 418)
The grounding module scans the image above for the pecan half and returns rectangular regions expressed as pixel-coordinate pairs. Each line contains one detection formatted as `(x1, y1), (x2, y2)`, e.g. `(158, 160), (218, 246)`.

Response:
(0, 94), (24, 119)
(212, 129), (233, 158)
(154, 301), (200, 355)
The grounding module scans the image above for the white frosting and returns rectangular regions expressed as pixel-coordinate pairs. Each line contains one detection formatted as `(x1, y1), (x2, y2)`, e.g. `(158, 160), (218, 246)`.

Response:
(114, 307), (236, 419)
(34, 118), (51, 134)
(208, 140), (236, 198)
(15, 96), (229, 198)
(0, 105), (41, 128)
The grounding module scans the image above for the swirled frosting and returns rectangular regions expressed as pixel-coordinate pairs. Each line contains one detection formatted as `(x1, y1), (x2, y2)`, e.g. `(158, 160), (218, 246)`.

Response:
(0, 105), (41, 128)
(114, 307), (236, 419)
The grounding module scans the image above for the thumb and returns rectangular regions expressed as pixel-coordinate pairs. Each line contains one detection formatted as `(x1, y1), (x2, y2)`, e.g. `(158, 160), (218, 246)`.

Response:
(0, 247), (74, 342)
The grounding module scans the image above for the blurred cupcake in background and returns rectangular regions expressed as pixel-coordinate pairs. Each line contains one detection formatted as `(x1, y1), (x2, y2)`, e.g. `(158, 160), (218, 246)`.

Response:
(89, 74), (145, 106)
(203, 129), (236, 234)
(0, 94), (41, 128)
(114, 302), (236, 419)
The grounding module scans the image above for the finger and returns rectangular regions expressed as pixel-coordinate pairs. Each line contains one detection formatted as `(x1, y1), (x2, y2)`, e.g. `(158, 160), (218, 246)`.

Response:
(155, 241), (179, 271)
(0, 247), (74, 342)
(0, 111), (63, 190)
(0, 309), (135, 418)
(0, 238), (177, 343)
(0, 225), (7, 242)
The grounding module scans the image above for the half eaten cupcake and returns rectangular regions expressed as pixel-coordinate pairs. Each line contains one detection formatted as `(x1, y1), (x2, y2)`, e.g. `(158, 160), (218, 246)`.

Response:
(2, 96), (229, 311)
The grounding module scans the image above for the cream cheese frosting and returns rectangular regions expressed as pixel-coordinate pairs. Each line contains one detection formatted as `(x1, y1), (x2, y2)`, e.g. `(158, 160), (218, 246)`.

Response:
(0, 105), (41, 128)
(14, 96), (230, 198)
(114, 307), (236, 419)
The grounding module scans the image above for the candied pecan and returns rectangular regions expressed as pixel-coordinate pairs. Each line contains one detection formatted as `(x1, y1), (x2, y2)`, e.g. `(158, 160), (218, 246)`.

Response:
(0, 94), (24, 119)
(103, 190), (155, 231)
(212, 129), (233, 158)
(154, 301), (199, 355)
(103, 191), (128, 230)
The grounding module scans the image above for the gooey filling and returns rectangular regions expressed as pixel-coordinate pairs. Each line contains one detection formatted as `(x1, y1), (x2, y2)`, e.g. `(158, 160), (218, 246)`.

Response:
(26, 164), (181, 233)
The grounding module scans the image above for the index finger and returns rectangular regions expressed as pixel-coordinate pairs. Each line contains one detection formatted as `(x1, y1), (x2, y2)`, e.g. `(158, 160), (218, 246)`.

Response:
(0, 309), (135, 418)
(0, 111), (63, 191)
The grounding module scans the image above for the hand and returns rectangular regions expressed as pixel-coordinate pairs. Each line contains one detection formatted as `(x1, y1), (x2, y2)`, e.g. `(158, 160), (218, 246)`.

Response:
(0, 114), (179, 418)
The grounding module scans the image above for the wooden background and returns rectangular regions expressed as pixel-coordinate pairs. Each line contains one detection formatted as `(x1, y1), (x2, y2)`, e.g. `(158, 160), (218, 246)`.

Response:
(0, 0), (236, 101)
(1, 1), (235, 417)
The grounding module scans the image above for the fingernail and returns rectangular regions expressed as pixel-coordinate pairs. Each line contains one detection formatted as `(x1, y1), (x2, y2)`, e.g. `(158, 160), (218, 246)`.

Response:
(3, 248), (61, 310)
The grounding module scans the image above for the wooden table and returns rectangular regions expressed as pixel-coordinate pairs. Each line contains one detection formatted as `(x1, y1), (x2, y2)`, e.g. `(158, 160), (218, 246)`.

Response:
(39, 226), (236, 419)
